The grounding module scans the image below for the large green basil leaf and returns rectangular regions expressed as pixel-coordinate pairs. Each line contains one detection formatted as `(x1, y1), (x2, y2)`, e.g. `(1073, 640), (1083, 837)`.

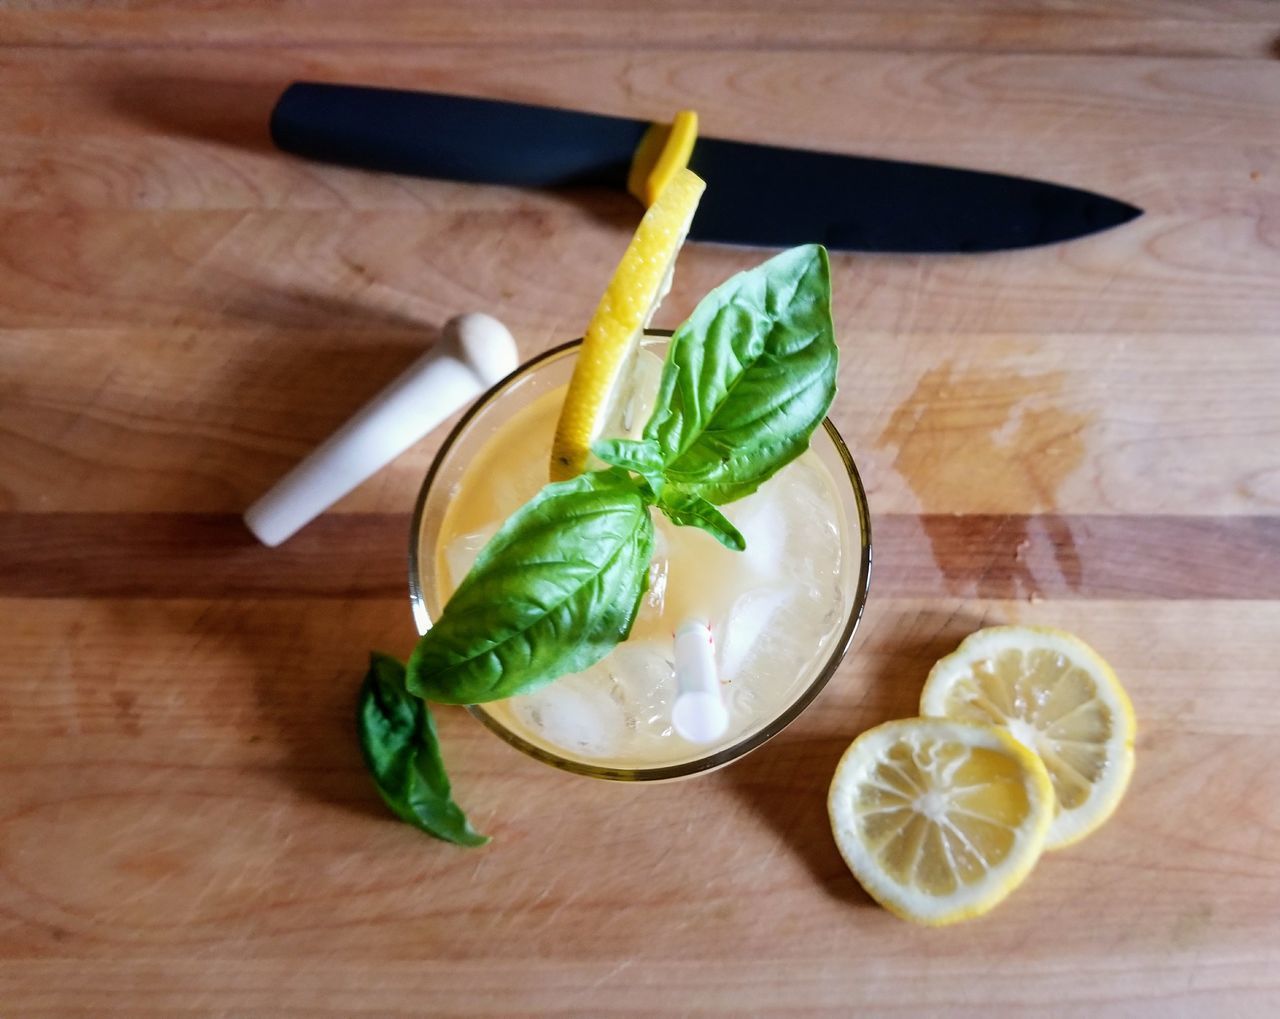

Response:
(642, 244), (837, 504)
(407, 469), (655, 705)
(357, 652), (489, 847)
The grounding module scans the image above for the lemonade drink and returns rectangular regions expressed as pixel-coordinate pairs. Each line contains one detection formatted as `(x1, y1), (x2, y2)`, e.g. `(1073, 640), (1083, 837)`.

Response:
(410, 338), (871, 778)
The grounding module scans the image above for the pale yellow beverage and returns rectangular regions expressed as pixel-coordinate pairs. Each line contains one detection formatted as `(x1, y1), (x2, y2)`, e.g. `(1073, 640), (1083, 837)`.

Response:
(411, 337), (871, 779)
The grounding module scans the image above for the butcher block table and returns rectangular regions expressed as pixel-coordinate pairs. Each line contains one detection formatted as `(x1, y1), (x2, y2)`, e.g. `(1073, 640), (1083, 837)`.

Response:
(2, 2), (1279, 1015)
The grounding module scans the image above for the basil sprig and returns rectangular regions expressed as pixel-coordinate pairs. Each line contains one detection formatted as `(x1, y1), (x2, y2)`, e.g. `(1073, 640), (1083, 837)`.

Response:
(359, 244), (836, 845)
(410, 244), (834, 705)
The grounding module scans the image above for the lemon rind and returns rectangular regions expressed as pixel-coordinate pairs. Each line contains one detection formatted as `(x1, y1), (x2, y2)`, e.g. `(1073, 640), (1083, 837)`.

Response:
(549, 169), (705, 481)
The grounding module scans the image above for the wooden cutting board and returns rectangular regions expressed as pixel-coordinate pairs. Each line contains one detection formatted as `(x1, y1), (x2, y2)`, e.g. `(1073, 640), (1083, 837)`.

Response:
(2, 2), (1279, 1014)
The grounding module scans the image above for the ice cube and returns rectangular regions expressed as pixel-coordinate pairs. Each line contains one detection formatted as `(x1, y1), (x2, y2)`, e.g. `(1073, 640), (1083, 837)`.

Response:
(717, 587), (791, 681)
(443, 524), (499, 587)
(779, 456), (842, 585)
(511, 678), (626, 759)
(638, 553), (669, 624)
(604, 641), (676, 737)
(726, 493), (787, 584)
(617, 348), (666, 440)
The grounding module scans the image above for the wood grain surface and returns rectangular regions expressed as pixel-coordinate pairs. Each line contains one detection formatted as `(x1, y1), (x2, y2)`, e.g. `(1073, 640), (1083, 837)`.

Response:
(3, 2), (1280, 1015)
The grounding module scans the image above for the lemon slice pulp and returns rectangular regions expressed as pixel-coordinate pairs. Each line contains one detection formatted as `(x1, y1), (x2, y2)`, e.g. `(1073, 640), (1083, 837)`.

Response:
(828, 718), (1054, 926)
(919, 625), (1136, 850)
(549, 168), (705, 481)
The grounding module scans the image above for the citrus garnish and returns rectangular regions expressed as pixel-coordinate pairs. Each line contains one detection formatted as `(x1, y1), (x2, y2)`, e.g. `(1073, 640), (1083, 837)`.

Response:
(828, 718), (1054, 926)
(919, 625), (1136, 850)
(549, 167), (705, 481)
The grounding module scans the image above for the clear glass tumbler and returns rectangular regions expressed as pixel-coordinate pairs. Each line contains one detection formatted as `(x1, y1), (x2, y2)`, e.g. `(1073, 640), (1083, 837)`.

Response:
(409, 333), (872, 781)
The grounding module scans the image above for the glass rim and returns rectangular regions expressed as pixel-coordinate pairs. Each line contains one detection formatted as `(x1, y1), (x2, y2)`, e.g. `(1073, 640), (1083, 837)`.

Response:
(408, 331), (873, 782)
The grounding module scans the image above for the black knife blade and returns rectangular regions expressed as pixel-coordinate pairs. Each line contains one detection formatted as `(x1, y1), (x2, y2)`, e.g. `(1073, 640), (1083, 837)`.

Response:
(270, 82), (1140, 253)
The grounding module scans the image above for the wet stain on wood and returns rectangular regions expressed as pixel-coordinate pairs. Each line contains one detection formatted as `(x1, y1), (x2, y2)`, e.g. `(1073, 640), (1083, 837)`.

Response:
(879, 362), (1090, 598)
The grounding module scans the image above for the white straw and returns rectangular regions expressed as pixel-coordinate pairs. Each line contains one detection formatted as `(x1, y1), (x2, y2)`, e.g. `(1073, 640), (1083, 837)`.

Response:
(672, 619), (729, 743)
(244, 312), (518, 547)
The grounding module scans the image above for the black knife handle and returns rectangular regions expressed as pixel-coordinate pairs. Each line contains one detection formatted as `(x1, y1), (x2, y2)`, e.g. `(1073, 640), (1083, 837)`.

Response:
(270, 82), (647, 189)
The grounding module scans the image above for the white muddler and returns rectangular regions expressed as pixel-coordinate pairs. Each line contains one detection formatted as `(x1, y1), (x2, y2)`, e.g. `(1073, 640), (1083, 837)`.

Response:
(243, 312), (518, 547)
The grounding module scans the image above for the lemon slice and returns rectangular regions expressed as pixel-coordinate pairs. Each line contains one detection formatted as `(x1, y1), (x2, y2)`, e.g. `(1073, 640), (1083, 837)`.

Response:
(549, 168), (705, 481)
(919, 626), (1136, 850)
(828, 718), (1053, 926)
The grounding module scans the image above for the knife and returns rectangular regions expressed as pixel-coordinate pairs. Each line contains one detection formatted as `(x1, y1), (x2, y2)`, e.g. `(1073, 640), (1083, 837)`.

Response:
(270, 82), (1141, 253)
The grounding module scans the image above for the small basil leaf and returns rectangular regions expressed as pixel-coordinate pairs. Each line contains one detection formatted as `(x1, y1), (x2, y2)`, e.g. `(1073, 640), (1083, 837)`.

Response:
(592, 437), (667, 475)
(655, 489), (746, 551)
(407, 469), (655, 705)
(592, 437), (667, 497)
(357, 652), (489, 847)
(643, 244), (837, 504)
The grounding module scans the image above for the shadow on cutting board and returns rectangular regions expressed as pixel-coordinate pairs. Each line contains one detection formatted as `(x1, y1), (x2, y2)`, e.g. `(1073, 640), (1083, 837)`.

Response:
(724, 607), (993, 909)
(100, 69), (642, 231)
(215, 285), (446, 518)
(61, 293), (447, 820)
(91, 598), (394, 825)
(103, 73), (280, 152)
